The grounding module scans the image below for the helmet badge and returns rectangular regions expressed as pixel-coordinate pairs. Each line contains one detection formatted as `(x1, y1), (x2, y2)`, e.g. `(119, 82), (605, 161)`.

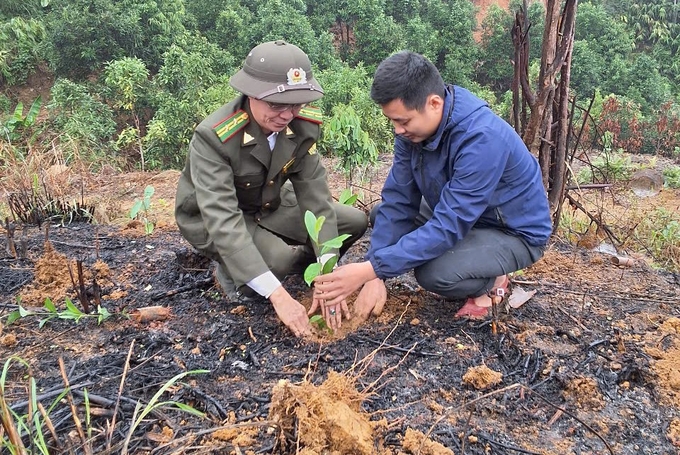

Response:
(287, 68), (307, 86)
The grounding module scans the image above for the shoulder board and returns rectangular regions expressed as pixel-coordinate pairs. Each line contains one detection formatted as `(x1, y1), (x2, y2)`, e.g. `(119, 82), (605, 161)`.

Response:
(213, 110), (250, 143)
(296, 106), (323, 124)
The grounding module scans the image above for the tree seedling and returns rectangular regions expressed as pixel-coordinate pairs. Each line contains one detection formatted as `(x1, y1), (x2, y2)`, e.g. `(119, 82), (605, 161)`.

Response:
(302, 210), (350, 286)
(339, 188), (358, 206)
(309, 314), (330, 332)
(302, 210), (350, 333)
(130, 185), (155, 235)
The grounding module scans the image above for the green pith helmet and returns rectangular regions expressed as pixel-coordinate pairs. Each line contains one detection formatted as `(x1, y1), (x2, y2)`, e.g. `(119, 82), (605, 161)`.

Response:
(229, 40), (324, 104)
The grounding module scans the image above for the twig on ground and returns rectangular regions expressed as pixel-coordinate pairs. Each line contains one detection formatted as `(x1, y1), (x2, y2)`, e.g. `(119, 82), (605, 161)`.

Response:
(106, 340), (135, 451)
(557, 306), (590, 332)
(477, 431), (543, 455)
(148, 278), (214, 300)
(348, 299), (411, 380)
(58, 357), (92, 455)
(37, 402), (62, 453)
(459, 409), (473, 454)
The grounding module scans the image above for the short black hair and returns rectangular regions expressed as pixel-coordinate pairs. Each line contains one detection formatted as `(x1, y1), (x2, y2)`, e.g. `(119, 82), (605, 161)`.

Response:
(370, 51), (446, 111)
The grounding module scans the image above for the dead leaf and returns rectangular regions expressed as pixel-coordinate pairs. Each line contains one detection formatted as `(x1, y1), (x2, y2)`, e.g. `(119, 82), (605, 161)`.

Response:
(508, 285), (536, 309)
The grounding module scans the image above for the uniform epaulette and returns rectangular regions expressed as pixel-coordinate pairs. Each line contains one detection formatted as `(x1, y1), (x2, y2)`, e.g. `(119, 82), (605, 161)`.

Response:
(296, 106), (323, 124)
(213, 110), (250, 143)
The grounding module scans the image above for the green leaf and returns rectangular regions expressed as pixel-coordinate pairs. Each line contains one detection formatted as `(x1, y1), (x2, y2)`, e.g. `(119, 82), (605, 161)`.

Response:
(322, 234), (351, 249)
(143, 185), (155, 204)
(171, 402), (206, 417)
(12, 102), (24, 119)
(304, 210), (319, 243)
(314, 216), (326, 236)
(309, 314), (330, 333)
(339, 188), (358, 206)
(25, 96), (42, 125)
(309, 314), (324, 325)
(38, 316), (56, 329)
(18, 305), (31, 317)
(130, 200), (143, 219)
(97, 306), (112, 324)
(64, 297), (82, 316)
(321, 256), (338, 274)
(304, 262), (321, 286)
(43, 297), (56, 313)
(6, 310), (22, 325)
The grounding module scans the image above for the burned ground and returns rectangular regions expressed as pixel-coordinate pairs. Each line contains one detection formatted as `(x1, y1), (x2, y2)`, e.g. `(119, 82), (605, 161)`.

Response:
(2, 168), (680, 455)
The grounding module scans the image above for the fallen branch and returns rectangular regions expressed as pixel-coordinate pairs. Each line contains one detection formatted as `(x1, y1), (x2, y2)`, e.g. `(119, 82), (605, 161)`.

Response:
(565, 192), (621, 246)
(58, 357), (92, 455)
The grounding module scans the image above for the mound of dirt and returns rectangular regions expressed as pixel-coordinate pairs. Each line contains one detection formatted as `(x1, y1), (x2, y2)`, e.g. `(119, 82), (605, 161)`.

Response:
(268, 371), (381, 454)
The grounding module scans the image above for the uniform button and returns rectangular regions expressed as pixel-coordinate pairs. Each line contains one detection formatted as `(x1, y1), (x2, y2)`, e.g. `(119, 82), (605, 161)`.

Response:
(245, 182), (251, 187)
(255, 217), (261, 222)
(263, 202), (271, 208)
(267, 180), (275, 186)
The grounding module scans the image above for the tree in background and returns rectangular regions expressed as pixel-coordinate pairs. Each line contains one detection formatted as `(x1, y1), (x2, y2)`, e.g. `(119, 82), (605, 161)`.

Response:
(44, 0), (186, 79)
(104, 57), (150, 171)
(419, 0), (478, 87)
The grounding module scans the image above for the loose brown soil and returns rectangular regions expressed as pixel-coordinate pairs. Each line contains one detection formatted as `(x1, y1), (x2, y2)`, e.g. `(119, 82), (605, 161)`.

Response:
(2, 158), (680, 454)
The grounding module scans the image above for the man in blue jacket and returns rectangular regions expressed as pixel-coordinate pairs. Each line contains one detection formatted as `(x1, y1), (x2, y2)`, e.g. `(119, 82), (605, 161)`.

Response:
(313, 51), (552, 324)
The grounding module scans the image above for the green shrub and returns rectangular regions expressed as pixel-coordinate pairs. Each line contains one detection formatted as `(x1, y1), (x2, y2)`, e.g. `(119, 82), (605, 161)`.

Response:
(0, 17), (46, 86)
(663, 166), (680, 189)
(144, 36), (236, 169)
(577, 131), (633, 183)
(47, 79), (117, 163)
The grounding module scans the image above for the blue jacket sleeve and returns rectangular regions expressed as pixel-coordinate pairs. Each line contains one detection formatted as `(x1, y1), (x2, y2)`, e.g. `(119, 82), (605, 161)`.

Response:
(366, 138), (421, 263)
(368, 125), (510, 279)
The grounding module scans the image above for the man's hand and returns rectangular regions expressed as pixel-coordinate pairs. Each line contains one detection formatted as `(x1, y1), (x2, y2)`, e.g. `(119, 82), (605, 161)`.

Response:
(354, 278), (387, 322)
(309, 291), (350, 331)
(269, 286), (311, 337)
(313, 261), (377, 306)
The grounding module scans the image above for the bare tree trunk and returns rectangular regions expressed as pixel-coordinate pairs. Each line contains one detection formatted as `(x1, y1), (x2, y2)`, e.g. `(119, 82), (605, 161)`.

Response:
(549, 24), (575, 212)
(512, 0), (579, 225)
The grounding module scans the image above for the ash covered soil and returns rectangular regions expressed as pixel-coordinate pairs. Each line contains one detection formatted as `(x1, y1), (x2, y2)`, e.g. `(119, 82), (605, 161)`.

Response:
(2, 165), (680, 455)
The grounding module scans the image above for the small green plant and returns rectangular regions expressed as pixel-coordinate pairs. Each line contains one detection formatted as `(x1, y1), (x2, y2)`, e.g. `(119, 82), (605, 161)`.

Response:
(578, 132), (633, 183)
(308, 314), (330, 332)
(663, 166), (680, 189)
(339, 188), (358, 206)
(130, 185), (155, 235)
(1, 96), (41, 144)
(6, 297), (112, 327)
(302, 210), (351, 286)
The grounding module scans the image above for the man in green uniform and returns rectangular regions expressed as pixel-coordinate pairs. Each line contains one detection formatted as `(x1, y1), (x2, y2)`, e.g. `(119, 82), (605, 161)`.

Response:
(175, 40), (368, 337)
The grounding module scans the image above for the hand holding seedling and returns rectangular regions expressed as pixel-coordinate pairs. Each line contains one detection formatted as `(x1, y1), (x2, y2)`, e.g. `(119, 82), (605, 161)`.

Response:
(312, 261), (377, 307)
(269, 286), (312, 337)
(302, 210), (352, 331)
(308, 293), (350, 331)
